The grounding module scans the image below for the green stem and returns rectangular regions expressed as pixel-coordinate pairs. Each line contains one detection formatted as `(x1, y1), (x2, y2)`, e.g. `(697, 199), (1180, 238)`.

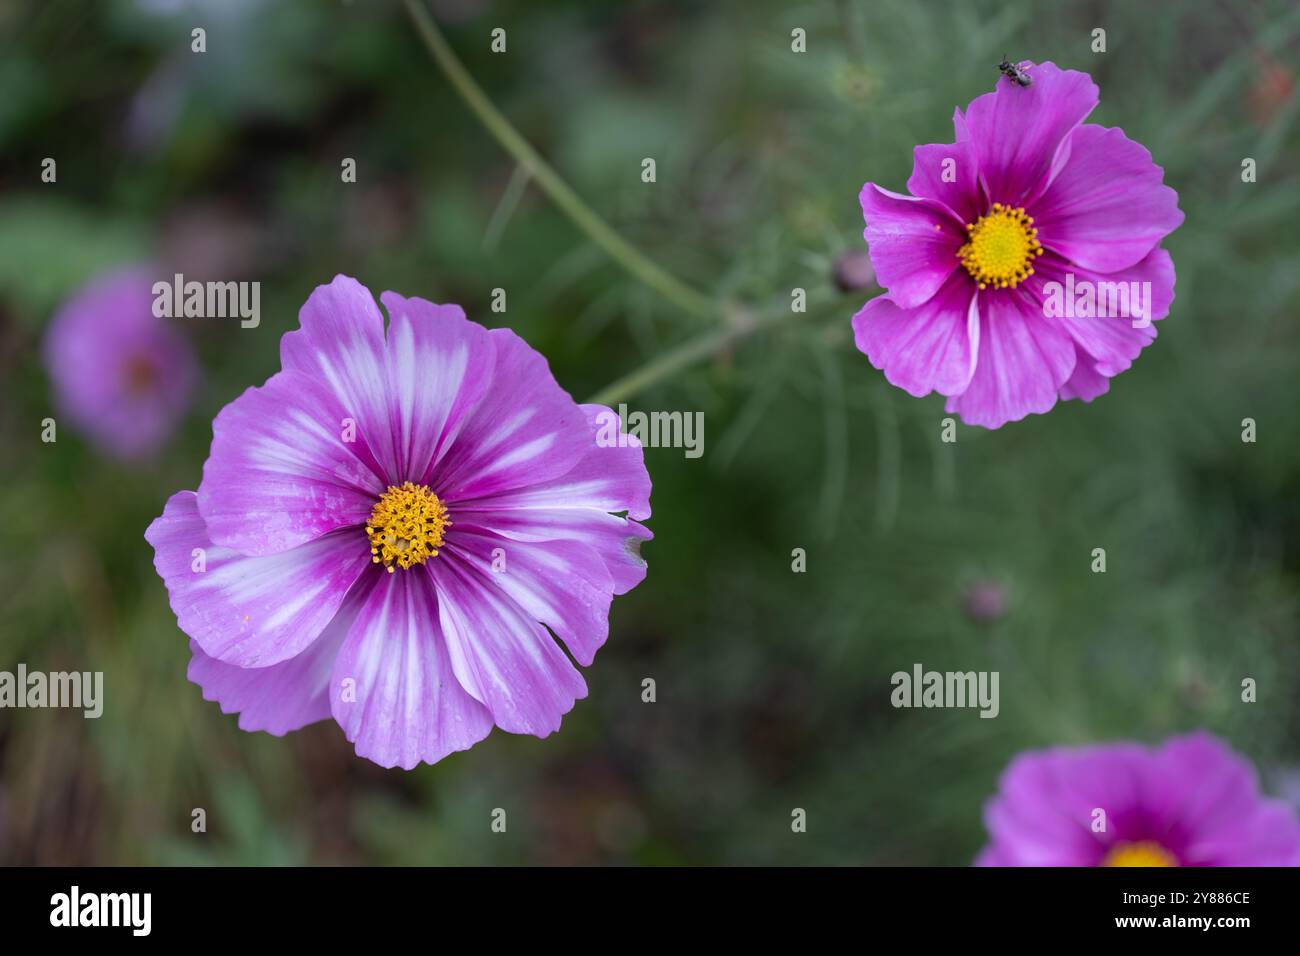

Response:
(587, 313), (766, 407)
(586, 294), (858, 406)
(403, 0), (716, 322)
(403, 0), (861, 403)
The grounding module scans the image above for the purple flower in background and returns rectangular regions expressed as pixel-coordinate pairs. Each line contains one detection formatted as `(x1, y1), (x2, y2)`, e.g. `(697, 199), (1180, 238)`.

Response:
(43, 265), (197, 459)
(145, 275), (652, 769)
(976, 732), (1300, 866)
(961, 578), (1008, 624)
(853, 62), (1183, 428)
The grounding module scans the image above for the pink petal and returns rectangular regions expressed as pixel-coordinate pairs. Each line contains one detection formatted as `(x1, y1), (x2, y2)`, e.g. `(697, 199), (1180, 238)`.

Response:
(186, 576), (371, 735)
(1139, 732), (1279, 865)
(575, 403), (654, 519)
(952, 105), (972, 143)
(973, 845), (1012, 867)
(1031, 125), (1184, 272)
(448, 403), (653, 593)
(1034, 247), (1175, 377)
(431, 557), (587, 737)
(963, 61), (1098, 207)
(984, 747), (1146, 866)
(145, 491), (371, 667)
(329, 569), (494, 770)
(280, 275), (400, 483)
(379, 291), (497, 485)
(1057, 350), (1112, 403)
(586, 516), (652, 595)
(944, 287), (1076, 428)
(852, 272), (980, 398)
(469, 510), (652, 598)
(197, 369), (383, 556)
(1185, 800), (1300, 866)
(860, 183), (964, 308)
(907, 138), (983, 224)
(1138, 733), (1300, 866)
(444, 526), (613, 667)
(432, 328), (592, 502)
(453, 404), (651, 519)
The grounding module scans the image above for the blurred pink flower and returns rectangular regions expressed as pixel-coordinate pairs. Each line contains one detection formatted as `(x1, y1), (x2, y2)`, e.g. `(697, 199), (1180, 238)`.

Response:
(976, 732), (1300, 866)
(961, 578), (1008, 623)
(43, 266), (197, 460)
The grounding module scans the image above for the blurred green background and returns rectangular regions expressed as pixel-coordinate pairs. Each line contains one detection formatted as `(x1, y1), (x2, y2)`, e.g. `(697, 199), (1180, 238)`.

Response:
(1, 0), (1298, 865)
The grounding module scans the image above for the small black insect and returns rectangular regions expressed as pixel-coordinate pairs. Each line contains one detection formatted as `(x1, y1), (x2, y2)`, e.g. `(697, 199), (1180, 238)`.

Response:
(998, 56), (1033, 87)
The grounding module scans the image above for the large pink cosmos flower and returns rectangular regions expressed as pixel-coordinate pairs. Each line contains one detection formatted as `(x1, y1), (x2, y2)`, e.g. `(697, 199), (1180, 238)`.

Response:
(145, 275), (652, 769)
(976, 732), (1300, 866)
(853, 62), (1184, 428)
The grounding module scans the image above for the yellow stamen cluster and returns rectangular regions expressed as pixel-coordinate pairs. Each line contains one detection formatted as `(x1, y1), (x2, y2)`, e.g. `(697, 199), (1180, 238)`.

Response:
(366, 482), (450, 573)
(957, 203), (1043, 290)
(1101, 841), (1178, 867)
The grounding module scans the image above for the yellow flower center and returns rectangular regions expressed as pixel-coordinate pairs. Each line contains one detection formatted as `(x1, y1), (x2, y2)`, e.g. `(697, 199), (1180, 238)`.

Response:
(1101, 841), (1179, 867)
(957, 203), (1043, 290)
(365, 481), (451, 573)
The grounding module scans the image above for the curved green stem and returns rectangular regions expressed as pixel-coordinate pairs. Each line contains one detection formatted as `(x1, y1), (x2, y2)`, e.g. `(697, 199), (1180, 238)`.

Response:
(587, 312), (768, 407)
(586, 294), (859, 406)
(403, 0), (861, 403)
(403, 0), (716, 322)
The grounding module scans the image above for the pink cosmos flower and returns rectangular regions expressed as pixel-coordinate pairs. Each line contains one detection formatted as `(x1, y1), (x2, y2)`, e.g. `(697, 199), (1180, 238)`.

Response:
(853, 62), (1184, 428)
(976, 731), (1300, 866)
(43, 265), (197, 459)
(145, 275), (652, 769)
